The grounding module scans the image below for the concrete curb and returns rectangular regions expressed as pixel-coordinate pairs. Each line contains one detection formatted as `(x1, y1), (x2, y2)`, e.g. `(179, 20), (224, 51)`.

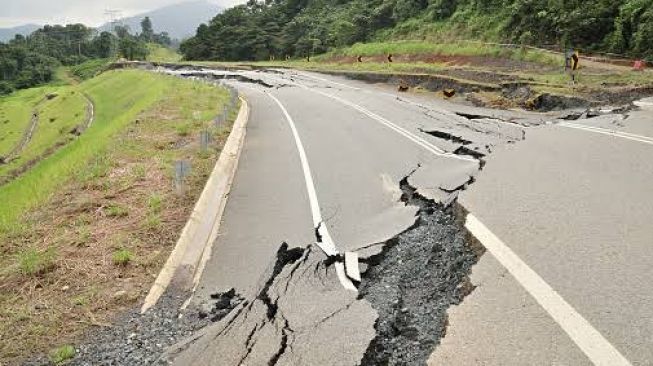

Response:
(141, 96), (250, 313)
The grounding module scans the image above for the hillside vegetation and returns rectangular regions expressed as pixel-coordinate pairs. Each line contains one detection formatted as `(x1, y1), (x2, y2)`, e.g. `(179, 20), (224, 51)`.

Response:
(180, 0), (653, 61)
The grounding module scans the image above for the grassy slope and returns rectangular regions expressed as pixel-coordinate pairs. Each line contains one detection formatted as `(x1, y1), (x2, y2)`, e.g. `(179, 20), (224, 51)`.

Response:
(0, 70), (170, 233)
(147, 43), (182, 63)
(0, 88), (87, 177)
(0, 70), (233, 363)
(318, 40), (563, 67)
(0, 88), (53, 157)
(69, 58), (113, 81)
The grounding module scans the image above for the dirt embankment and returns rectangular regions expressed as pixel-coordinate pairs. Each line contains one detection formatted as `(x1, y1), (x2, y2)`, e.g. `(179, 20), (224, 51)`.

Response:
(317, 52), (653, 111)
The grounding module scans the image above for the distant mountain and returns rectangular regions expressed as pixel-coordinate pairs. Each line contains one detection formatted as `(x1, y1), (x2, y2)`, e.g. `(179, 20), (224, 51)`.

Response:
(0, 24), (40, 42)
(99, 1), (223, 40)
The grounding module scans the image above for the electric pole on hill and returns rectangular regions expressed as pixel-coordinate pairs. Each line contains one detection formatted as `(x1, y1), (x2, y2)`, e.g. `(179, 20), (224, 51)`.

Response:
(104, 9), (123, 58)
(104, 9), (123, 33)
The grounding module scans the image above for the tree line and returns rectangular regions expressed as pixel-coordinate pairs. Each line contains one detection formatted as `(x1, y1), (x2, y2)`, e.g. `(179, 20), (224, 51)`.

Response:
(180, 0), (653, 62)
(0, 17), (171, 95)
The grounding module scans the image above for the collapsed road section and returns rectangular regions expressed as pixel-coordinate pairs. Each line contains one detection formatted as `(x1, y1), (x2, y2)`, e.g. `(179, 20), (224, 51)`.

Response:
(157, 169), (484, 366)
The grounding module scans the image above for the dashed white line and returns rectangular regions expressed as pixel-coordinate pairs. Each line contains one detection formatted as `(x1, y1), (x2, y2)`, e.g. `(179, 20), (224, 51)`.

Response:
(559, 122), (653, 146)
(465, 214), (632, 366)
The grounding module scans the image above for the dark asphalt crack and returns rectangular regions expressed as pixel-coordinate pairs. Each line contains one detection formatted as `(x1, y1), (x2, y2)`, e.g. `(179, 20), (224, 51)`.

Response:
(180, 72), (276, 88)
(453, 145), (486, 160)
(419, 128), (473, 145)
(357, 171), (484, 366)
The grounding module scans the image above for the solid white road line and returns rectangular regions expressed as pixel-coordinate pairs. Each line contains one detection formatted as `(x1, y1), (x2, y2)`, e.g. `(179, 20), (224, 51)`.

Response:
(262, 73), (479, 163)
(559, 122), (653, 146)
(309, 88), (479, 164)
(268, 93), (357, 292)
(466, 214), (632, 366)
(295, 71), (362, 90)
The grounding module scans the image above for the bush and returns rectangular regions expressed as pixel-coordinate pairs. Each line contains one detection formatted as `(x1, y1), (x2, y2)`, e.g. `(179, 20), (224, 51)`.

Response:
(0, 81), (14, 95)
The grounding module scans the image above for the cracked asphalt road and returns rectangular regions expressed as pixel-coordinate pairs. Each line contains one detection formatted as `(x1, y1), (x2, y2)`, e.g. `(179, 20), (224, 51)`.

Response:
(152, 67), (652, 365)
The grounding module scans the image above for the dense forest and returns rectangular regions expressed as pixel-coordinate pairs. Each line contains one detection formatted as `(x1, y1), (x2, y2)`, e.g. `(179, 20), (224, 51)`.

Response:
(0, 17), (171, 94)
(180, 0), (653, 61)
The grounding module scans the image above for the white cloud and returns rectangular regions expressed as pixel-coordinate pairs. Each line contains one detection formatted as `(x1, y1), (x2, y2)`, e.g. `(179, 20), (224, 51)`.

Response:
(0, 0), (244, 28)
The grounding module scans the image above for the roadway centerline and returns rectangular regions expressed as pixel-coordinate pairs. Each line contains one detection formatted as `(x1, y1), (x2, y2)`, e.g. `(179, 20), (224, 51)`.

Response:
(559, 122), (653, 146)
(465, 214), (632, 366)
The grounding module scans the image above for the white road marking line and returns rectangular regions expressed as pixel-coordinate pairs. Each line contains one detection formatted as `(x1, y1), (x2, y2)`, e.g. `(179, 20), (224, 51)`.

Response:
(465, 214), (632, 366)
(268, 93), (357, 292)
(309, 88), (479, 163)
(262, 73), (478, 163)
(559, 122), (653, 145)
(296, 71), (361, 90)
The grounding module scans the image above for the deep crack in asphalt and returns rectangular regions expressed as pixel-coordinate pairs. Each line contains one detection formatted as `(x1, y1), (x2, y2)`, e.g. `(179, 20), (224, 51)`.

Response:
(356, 172), (484, 366)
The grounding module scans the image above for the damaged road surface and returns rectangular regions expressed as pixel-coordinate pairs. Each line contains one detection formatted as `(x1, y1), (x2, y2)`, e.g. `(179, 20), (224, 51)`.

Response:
(160, 175), (482, 366)
(78, 66), (653, 366)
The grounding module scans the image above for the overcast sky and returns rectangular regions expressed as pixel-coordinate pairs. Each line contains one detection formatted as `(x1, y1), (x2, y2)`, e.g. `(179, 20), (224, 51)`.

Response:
(0, 0), (244, 28)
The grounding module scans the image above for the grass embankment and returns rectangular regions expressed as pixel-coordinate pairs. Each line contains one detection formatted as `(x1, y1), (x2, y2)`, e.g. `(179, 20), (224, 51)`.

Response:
(316, 40), (564, 67)
(0, 69), (236, 364)
(147, 43), (182, 63)
(0, 87), (88, 180)
(69, 58), (114, 81)
(220, 40), (653, 107)
(0, 88), (46, 157)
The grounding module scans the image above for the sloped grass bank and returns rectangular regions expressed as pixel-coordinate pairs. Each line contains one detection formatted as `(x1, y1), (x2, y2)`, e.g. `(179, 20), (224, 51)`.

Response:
(0, 70), (234, 364)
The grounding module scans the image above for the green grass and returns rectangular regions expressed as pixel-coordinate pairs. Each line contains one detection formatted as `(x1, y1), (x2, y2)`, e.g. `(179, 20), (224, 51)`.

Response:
(0, 70), (176, 233)
(112, 248), (133, 266)
(17, 247), (57, 276)
(106, 204), (129, 218)
(0, 88), (88, 177)
(49, 345), (75, 364)
(0, 87), (54, 157)
(317, 40), (564, 67)
(147, 44), (182, 63)
(69, 59), (113, 81)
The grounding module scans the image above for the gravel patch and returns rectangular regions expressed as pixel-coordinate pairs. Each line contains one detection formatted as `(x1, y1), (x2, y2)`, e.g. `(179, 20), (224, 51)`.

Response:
(24, 290), (243, 366)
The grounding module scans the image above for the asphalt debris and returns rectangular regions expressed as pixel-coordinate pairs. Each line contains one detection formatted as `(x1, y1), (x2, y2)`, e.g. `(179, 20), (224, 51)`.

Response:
(357, 174), (483, 366)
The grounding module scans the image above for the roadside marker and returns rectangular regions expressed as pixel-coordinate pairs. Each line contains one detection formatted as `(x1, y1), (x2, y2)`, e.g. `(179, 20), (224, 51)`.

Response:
(465, 214), (632, 366)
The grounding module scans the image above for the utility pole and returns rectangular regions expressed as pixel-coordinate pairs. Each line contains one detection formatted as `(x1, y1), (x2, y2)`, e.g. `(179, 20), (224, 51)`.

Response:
(104, 9), (123, 58)
(104, 9), (123, 34)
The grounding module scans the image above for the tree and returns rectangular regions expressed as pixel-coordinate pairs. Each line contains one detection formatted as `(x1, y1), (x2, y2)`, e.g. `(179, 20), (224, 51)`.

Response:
(140, 17), (154, 42)
(119, 36), (149, 60)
